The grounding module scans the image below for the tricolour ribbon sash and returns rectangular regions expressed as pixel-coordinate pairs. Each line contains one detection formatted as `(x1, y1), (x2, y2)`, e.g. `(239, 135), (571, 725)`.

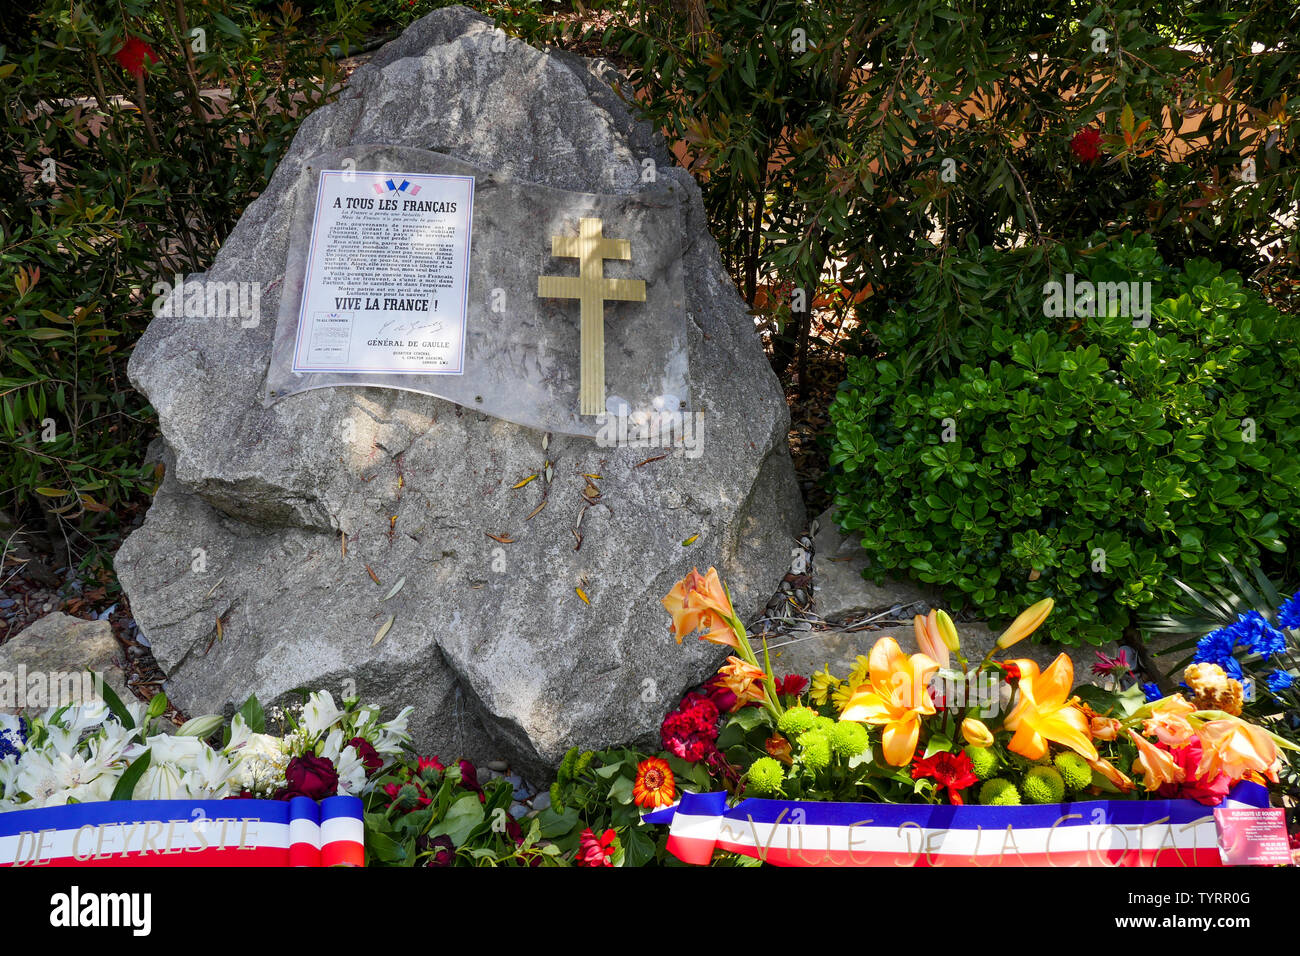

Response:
(642, 782), (1270, 867)
(0, 796), (365, 867)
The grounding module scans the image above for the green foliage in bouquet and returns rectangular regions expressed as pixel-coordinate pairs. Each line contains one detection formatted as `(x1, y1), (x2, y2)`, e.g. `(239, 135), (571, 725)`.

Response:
(826, 235), (1300, 645)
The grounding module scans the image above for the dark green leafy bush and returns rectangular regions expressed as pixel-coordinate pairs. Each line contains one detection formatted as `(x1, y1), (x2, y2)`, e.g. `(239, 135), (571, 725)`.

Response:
(826, 235), (1300, 644)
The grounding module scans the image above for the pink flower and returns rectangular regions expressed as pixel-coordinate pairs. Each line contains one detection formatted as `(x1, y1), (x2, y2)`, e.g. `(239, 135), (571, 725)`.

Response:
(1092, 648), (1132, 677)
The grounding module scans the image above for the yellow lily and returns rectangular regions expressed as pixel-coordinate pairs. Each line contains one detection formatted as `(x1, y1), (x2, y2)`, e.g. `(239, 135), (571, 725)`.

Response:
(839, 637), (939, 766)
(1002, 654), (1098, 761)
(995, 598), (1054, 649)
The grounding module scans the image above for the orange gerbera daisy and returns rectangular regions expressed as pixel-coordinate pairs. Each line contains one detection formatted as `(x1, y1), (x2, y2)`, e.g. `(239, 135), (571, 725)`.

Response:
(632, 757), (676, 810)
(662, 567), (739, 648)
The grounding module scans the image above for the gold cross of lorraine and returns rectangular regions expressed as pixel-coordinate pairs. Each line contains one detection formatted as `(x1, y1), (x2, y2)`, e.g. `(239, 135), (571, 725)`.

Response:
(537, 217), (646, 416)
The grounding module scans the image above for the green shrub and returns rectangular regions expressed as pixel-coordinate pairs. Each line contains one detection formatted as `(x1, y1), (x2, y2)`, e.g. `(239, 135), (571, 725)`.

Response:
(826, 235), (1300, 644)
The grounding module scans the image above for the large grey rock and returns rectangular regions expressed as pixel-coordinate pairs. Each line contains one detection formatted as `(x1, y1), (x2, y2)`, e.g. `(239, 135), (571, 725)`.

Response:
(114, 7), (803, 779)
(0, 613), (133, 713)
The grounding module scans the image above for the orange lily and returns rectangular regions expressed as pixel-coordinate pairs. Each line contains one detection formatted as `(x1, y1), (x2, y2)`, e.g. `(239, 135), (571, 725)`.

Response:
(1143, 702), (1195, 748)
(1128, 729), (1185, 791)
(914, 611), (950, 668)
(839, 637), (939, 766)
(1002, 655), (1098, 761)
(716, 656), (769, 712)
(765, 735), (794, 766)
(1151, 694), (1196, 717)
(1195, 718), (1279, 783)
(662, 567), (738, 648)
(1087, 755), (1134, 792)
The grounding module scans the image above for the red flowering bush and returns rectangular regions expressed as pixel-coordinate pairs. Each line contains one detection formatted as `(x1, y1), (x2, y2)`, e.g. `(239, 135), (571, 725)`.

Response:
(1069, 126), (1103, 162)
(111, 35), (158, 78)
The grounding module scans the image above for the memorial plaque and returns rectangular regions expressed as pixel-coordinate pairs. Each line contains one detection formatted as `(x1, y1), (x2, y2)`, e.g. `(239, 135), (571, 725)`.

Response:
(292, 170), (474, 375)
(267, 146), (690, 438)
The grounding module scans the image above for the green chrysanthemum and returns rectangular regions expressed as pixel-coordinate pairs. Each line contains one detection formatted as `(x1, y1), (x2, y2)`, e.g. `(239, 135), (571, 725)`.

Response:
(829, 721), (870, 758)
(1022, 766), (1066, 804)
(812, 716), (835, 734)
(748, 757), (786, 795)
(777, 705), (819, 737)
(1054, 752), (1092, 792)
(798, 731), (832, 771)
(979, 778), (1021, 806)
(964, 745), (999, 780)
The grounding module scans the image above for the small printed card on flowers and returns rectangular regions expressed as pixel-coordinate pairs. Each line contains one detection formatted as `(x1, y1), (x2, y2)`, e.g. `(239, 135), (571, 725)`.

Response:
(1213, 807), (1292, 866)
(0, 795), (364, 867)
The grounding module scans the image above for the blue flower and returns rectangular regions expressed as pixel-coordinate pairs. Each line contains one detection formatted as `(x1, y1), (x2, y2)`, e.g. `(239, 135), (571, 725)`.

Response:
(1278, 593), (1300, 632)
(1234, 611), (1287, 657)
(1195, 612), (1287, 670)
(1141, 682), (1163, 703)
(1193, 628), (1243, 677)
(1267, 670), (1296, 694)
(0, 720), (23, 761)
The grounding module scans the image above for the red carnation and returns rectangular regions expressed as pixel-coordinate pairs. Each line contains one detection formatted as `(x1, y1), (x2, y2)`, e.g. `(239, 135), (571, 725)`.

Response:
(1070, 127), (1102, 163)
(776, 674), (809, 697)
(113, 36), (159, 79)
(910, 750), (978, 805)
(1002, 662), (1022, 681)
